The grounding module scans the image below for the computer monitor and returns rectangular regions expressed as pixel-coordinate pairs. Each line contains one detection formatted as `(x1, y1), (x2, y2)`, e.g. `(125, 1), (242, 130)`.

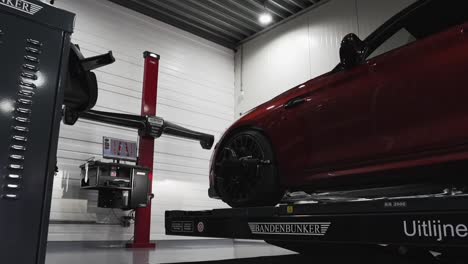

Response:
(102, 136), (138, 161)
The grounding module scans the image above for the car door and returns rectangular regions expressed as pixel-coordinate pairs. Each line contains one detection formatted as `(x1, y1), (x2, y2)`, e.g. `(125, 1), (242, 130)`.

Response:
(303, 63), (382, 180)
(280, 62), (382, 186)
(369, 21), (468, 162)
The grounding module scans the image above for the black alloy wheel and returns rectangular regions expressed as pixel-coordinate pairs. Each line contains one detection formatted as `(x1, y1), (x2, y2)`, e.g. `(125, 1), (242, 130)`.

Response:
(214, 130), (283, 208)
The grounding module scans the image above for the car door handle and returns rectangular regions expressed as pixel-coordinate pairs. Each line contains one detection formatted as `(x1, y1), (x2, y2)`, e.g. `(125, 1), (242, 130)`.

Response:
(284, 98), (306, 109)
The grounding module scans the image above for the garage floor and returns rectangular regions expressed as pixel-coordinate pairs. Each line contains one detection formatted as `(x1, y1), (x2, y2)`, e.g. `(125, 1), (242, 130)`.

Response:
(45, 240), (294, 264)
(45, 240), (441, 264)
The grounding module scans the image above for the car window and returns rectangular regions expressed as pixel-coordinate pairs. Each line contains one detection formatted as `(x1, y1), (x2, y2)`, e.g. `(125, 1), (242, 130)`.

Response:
(363, 0), (468, 61)
(367, 28), (416, 60)
(332, 0), (468, 73)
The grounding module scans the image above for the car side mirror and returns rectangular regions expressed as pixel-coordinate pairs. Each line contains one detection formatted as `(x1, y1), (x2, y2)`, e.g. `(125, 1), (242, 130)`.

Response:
(339, 33), (364, 69)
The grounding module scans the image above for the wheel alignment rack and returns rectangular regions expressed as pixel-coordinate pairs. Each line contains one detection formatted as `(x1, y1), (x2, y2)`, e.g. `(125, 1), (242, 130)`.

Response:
(166, 194), (468, 248)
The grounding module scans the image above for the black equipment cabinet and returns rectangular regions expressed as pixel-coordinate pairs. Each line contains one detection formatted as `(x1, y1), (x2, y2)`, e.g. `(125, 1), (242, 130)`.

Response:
(81, 161), (151, 209)
(0, 2), (74, 264)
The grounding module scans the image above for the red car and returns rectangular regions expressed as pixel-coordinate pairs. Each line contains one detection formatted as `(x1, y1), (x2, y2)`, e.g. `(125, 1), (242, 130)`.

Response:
(209, 0), (468, 207)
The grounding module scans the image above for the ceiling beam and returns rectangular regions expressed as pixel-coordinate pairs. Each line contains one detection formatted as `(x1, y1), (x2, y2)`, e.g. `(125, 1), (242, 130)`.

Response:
(268, 0), (299, 15)
(206, 0), (264, 31)
(108, 0), (327, 50)
(109, 0), (238, 49)
(222, 0), (284, 23)
(283, 0), (308, 9)
(149, 0), (246, 40)
(248, 0), (288, 19)
(186, 0), (259, 34)
(166, 0), (252, 37)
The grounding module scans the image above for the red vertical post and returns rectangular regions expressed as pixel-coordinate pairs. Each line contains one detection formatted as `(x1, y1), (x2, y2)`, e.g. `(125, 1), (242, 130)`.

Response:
(127, 51), (160, 249)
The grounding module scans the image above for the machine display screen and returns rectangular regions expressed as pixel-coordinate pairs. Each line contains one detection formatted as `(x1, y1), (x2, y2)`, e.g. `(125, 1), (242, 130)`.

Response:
(102, 137), (138, 161)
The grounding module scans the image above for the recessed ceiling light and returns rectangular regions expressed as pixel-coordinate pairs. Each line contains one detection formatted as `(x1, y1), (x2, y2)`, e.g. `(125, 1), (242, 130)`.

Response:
(259, 13), (273, 25)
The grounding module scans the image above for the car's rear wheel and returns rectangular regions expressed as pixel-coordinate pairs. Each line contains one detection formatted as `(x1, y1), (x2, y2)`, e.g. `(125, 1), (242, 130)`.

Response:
(214, 130), (283, 208)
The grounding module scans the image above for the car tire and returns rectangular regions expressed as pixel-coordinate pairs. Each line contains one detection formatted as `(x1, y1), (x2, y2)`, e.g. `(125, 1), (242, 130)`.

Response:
(214, 130), (283, 208)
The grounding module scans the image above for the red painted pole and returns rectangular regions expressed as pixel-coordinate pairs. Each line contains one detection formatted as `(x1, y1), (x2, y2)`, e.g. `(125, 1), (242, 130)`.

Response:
(127, 51), (160, 248)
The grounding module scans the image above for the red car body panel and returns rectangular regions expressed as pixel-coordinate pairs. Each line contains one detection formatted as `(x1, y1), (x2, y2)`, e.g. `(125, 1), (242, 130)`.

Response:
(209, 14), (468, 196)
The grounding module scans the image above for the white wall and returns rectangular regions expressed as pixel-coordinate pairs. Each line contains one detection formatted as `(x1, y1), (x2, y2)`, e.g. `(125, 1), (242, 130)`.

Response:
(235, 0), (416, 115)
(49, 0), (235, 241)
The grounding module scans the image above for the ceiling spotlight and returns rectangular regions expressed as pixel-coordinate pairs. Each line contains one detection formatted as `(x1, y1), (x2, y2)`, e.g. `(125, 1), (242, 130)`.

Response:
(259, 13), (273, 25)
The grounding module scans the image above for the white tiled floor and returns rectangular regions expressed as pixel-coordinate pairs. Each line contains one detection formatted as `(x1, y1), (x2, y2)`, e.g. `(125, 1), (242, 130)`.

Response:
(45, 240), (295, 264)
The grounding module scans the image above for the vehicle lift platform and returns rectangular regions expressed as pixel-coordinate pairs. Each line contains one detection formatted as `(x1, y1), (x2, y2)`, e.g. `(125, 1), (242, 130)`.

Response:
(165, 193), (468, 264)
